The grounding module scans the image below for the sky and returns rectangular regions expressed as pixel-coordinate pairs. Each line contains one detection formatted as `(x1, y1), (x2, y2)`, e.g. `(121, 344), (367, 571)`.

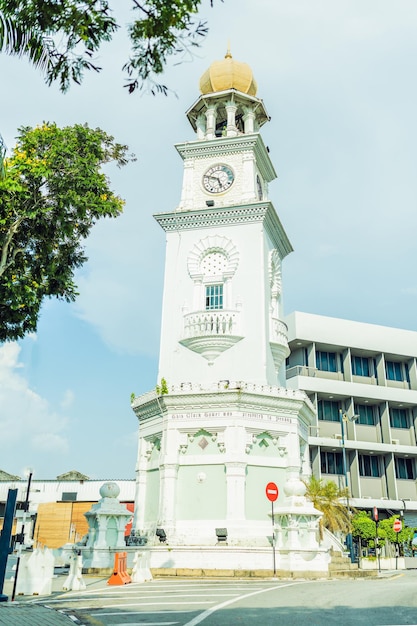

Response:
(1, 0), (417, 479)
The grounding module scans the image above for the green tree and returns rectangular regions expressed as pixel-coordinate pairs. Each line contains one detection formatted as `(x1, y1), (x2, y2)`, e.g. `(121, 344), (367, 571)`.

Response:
(304, 476), (351, 537)
(352, 511), (414, 554)
(0, 122), (135, 342)
(0, 0), (219, 94)
(351, 510), (376, 545)
(378, 515), (413, 546)
(0, 134), (6, 180)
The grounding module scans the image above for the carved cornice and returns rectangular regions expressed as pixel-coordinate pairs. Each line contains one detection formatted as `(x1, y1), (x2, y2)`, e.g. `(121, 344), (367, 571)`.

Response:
(154, 202), (293, 259)
(132, 383), (315, 427)
(175, 133), (276, 182)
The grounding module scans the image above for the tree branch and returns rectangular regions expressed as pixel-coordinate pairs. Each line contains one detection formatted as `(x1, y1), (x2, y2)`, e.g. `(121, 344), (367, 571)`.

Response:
(0, 215), (25, 277)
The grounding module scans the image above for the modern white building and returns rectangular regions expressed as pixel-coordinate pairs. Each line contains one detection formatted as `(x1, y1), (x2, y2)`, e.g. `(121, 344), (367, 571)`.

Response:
(131, 51), (317, 557)
(285, 311), (417, 525)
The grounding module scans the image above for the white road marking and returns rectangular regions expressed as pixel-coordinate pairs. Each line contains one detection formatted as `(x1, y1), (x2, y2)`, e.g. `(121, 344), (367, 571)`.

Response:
(74, 582), (269, 595)
(109, 623), (178, 626)
(43, 593), (234, 605)
(94, 611), (194, 616)
(183, 582), (303, 626)
(59, 600), (214, 611)
(105, 601), (214, 608)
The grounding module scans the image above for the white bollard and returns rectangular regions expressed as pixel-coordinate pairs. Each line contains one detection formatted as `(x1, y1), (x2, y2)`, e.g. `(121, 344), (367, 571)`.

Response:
(15, 547), (55, 596)
(62, 552), (86, 591)
(131, 550), (153, 583)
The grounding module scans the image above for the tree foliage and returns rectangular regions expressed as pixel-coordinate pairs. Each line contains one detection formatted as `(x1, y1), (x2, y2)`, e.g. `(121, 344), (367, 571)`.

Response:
(352, 511), (414, 549)
(0, 122), (135, 342)
(0, 0), (218, 94)
(351, 510), (376, 543)
(0, 134), (6, 180)
(304, 476), (352, 537)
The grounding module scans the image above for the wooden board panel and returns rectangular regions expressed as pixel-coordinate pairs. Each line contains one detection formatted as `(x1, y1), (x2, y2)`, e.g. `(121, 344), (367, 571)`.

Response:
(34, 502), (93, 549)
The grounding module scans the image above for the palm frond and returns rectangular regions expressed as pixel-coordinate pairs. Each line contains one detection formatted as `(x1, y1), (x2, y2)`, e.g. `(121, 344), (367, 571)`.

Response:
(0, 11), (55, 75)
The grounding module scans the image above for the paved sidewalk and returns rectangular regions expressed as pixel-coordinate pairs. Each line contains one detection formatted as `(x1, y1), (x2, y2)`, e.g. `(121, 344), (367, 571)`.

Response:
(0, 603), (76, 625)
(0, 572), (108, 625)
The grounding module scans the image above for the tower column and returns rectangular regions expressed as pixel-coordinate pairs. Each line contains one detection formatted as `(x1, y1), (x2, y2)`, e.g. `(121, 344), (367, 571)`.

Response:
(225, 102), (238, 137)
(196, 114), (206, 140)
(243, 110), (255, 133)
(225, 462), (247, 520)
(205, 106), (217, 140)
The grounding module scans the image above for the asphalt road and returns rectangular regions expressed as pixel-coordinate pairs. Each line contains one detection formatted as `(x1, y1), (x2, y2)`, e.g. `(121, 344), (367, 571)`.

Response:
(37, 570), (417, 626)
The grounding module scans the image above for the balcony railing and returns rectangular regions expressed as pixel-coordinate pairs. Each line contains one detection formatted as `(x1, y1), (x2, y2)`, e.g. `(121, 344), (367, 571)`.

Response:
(286, 365), (342, 380)
(182, 309), (241, 338)
(180, 309), (242, 364)
(270, 317), (288, 344)
(269, 317), (290, 372)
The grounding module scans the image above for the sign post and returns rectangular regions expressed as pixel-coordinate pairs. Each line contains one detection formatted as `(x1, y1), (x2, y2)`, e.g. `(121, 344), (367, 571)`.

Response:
(393, 518), (402, 570)
(372, 507), (380, 572)
(265, 482), (279, 576)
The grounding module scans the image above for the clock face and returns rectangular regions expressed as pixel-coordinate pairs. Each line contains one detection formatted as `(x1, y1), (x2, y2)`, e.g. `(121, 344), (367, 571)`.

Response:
(203, 164), (234, 194)
(256, 174), (263, 201)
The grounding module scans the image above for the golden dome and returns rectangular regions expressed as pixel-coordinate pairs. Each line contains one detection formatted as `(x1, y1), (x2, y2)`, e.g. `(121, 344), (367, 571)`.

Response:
(199, 48), (257, 96)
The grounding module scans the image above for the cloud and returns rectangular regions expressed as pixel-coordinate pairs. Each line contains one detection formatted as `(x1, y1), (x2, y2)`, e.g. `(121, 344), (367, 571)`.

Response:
(32, 432), (69, 453)
(0, 343), (69, 473)
(400, 287), (417, 296)
(73, 211), (164, 356)
(60, 389), (75, 410)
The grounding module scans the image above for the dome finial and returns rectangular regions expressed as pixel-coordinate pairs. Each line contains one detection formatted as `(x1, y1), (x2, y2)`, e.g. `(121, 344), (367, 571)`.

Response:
(199, 49), (257, 96)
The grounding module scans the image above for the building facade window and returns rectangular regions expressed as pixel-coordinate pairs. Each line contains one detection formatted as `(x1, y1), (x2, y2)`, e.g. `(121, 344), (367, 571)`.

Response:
(358, 454), (381, 477)
(317, 399), (340, 422)
(390, 408), (409, 429)
(352, 355), (371, 377)
(385, 360), (409, 383)
(316, 350), (337, 372)
(205, 284), (223, 310)
(356, 403), (376, 426)
(395, 457), (415, 480)
(321, 451), (343, 475)
(61, 492), (77, 501)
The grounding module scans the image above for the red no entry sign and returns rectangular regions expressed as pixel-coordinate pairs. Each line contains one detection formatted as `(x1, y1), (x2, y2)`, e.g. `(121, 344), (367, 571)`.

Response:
(393, 519), (402, 533)
(265, 482), (279, 502)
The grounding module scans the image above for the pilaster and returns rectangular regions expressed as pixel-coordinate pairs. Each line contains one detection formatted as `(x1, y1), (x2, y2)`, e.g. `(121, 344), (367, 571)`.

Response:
(225, 462), (247, 521)
(159, 463), (179, 527)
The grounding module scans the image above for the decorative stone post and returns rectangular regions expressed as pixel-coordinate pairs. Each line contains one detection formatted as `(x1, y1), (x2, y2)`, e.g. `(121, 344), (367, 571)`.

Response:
(273, 472), (330, 574)
(82, 482), (132, 570)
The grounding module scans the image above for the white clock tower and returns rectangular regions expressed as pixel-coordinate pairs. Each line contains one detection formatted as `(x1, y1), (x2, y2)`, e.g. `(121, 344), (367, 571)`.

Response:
(132, 51), (315, 557)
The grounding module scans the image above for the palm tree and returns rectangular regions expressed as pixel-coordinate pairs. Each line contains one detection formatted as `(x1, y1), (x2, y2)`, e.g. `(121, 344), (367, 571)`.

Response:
(0, 11), (54, 78)
(304, 476), (352, 538)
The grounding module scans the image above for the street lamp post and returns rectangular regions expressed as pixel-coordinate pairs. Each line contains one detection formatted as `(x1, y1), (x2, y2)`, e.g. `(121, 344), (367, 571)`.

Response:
(339, 409), (358, 563)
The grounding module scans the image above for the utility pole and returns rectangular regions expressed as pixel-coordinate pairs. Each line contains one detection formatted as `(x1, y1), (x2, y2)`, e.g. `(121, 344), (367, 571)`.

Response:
(11, 471), (33, 601)
(0, 488), (18, 602)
